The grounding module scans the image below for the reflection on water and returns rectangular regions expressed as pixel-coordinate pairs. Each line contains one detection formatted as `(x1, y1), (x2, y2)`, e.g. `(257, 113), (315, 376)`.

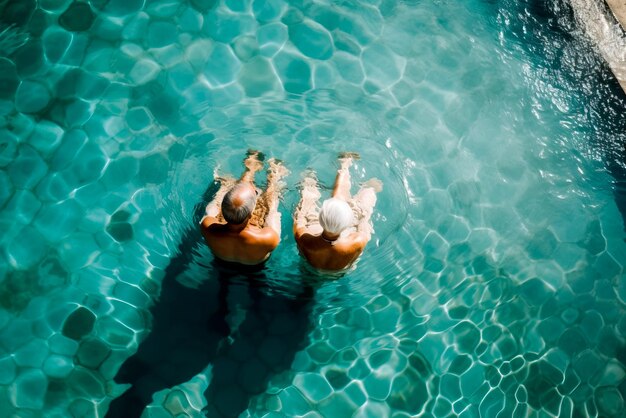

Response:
(0, 0), (625, 416)
(498, 0), (626, 231)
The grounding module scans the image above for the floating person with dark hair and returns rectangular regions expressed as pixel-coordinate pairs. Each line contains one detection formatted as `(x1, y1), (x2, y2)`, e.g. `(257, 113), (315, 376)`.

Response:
(200, 150), (288, 266)
(294, 152), (382, 272)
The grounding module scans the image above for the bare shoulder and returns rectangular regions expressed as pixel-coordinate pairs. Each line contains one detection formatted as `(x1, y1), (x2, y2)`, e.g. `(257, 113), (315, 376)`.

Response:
(251, 226), (280, 248)
(202, 218), (228, 239)
(201, 216), (221, 230)
(294, 230), (319, 247)
(340, 232), (368, 252)
(293, 225), (309, 240)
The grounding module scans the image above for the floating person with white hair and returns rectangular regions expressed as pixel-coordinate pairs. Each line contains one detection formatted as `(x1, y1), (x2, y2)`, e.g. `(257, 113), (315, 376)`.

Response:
(294, 153), (382, 272)
(201, 151), (288, 266)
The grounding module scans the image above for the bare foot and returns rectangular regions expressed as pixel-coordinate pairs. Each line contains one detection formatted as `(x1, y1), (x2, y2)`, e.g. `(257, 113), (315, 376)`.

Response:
(268, 158), (289, 181)
(363, 178), (383, 193)
(244, 150), (264, 172)
(339, 151), (360, 160)
(302, 177), (321, 201)
(301, 168), (318, 181)
(246, 149), (265, 161)
(338, 151), (360, 169)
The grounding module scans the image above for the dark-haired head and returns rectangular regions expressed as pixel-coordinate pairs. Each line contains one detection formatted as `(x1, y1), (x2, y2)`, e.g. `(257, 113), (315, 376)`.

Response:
(221, 183), (257, 224)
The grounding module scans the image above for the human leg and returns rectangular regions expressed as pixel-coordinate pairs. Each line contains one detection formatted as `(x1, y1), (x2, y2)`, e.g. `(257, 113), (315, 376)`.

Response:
(351, 178), (383, 239)
(331, 152), (359, 201)
(294, 171), (322, 234)
(250, 158), (288, 231)
(240, 150), (264, 183)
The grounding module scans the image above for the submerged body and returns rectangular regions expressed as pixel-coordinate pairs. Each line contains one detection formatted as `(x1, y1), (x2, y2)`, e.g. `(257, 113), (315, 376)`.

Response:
(294, 230), (367, 271)
(201, 152), (287, 265)
(201, 221), (279, 265)
(294, 153), (381, 272)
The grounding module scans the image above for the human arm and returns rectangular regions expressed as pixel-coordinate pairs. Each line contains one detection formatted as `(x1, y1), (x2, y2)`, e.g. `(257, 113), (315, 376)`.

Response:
(263, 158), (288, 236)
(200, 180), (233, 226)
(261, 227), (280, 252)
(331, 165), (351, 201)
(293, 199), (308, 238)
(353, 183), (380, 242)
(355, 211), (374, 242)
(293, 176), (321, 238)
(265, 192), (282, 237)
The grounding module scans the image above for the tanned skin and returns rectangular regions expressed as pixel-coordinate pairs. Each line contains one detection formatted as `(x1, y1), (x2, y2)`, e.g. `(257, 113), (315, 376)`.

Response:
(201, 153), (286, 265)
(294, 154), (381, 272)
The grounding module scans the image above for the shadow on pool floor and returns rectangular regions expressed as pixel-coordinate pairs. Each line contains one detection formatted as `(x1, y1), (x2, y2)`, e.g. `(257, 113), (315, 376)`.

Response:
(106, 184), (318, 418)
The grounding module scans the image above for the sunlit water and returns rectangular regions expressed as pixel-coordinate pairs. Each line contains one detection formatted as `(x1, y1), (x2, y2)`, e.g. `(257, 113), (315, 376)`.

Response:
(1, 0), (625, 417)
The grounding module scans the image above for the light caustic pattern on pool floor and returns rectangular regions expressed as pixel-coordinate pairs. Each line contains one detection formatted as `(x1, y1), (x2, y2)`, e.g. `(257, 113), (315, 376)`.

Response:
(0, 0), (626, 417)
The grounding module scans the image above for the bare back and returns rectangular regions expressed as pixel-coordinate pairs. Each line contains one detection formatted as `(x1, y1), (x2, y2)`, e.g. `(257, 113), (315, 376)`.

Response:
(294, 229), (366, 271)
(200, 155), (287, 266)
(202, 218), (279, 265)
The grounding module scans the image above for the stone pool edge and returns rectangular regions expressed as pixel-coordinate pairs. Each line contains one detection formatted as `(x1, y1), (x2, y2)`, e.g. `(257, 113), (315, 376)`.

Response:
(604, 0), (626, 92)
(574, 0), (626, 93)
(605, 0), (626, 31)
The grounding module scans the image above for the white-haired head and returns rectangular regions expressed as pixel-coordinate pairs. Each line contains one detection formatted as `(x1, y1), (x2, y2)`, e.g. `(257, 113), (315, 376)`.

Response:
(319, 198), (353, 235)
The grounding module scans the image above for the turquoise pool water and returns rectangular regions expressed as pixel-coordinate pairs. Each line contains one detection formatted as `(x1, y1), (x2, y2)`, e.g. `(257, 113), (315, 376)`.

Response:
(1, 0), (626, 416)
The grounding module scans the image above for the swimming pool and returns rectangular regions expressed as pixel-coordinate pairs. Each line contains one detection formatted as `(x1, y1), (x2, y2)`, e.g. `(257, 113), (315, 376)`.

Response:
(0, 0), (625, 416)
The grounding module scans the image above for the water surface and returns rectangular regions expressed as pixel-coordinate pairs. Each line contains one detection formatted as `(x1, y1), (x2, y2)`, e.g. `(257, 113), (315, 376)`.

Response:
(0, 0), (625, 417)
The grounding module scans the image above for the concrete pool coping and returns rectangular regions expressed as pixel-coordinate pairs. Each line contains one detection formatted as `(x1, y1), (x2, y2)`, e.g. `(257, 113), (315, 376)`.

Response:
(587, 0), (626, 93)
(605, 0), (626, 92)
(605, 0), (626, 30)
